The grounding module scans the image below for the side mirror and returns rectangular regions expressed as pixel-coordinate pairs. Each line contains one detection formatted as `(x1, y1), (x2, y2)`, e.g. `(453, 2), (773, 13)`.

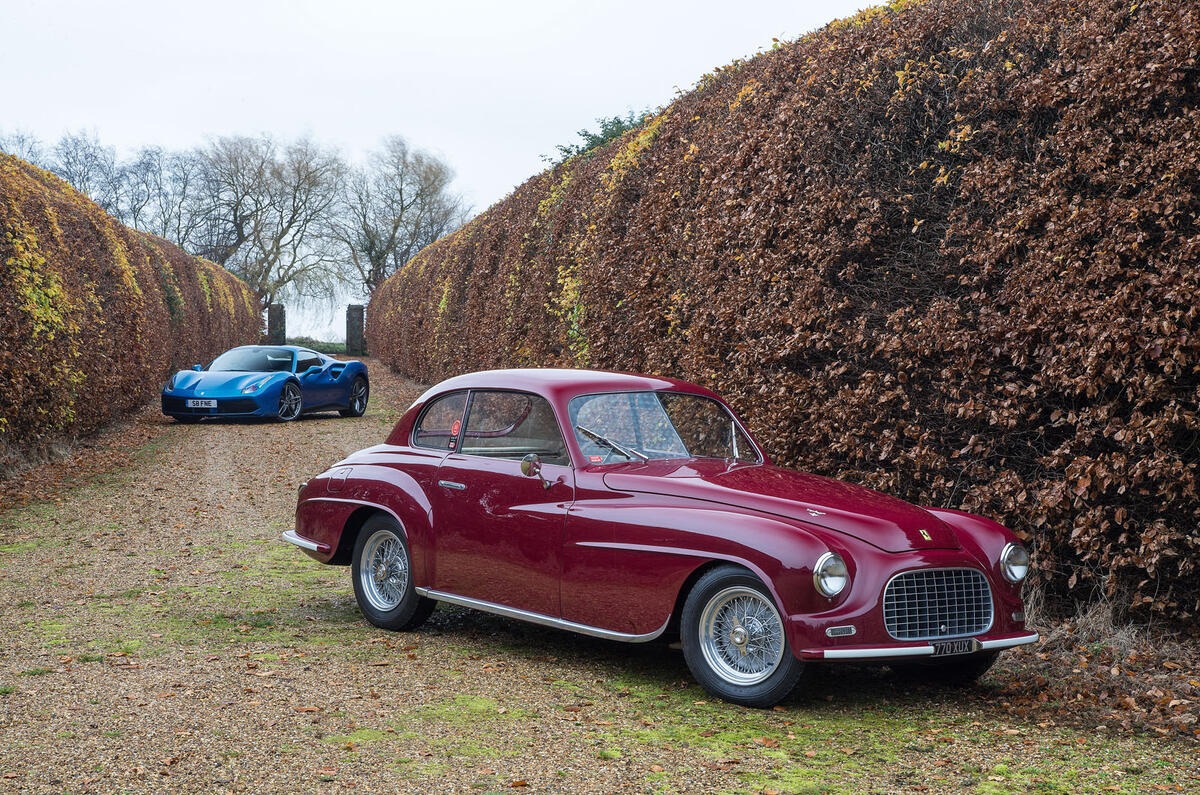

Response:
(302, 365), (322, 377)
(191, 364), (203, 371)
(521, 453), (551, 490)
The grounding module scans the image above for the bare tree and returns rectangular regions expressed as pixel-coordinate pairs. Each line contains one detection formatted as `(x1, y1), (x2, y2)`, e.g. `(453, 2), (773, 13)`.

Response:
(334, 136), (467, 296)
(193, 135), (345, 304)
(118, 146), (207, 247)
(0, 129), (49, 168)
(2, 129), (464, 305)
(51, 130), (122, 214)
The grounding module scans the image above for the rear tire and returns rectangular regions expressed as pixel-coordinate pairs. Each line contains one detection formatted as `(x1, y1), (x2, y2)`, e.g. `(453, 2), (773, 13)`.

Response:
(350, 515), (435, 631)
(681, 565), (804, 708)
(339, 376), (368, 417)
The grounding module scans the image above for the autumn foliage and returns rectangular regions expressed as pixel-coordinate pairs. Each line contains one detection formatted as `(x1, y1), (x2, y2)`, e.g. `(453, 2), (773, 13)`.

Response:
(0, 154), (260, 471)
(367, 0), (1200, 620)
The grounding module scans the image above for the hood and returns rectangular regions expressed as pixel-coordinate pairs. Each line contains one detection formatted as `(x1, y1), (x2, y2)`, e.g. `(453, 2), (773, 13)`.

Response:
(601, 461), (959, 553)
(167, 370), (282, 395)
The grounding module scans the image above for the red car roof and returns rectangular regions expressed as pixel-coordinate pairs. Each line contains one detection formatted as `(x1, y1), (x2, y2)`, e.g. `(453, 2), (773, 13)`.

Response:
(417, 368), (722, 404)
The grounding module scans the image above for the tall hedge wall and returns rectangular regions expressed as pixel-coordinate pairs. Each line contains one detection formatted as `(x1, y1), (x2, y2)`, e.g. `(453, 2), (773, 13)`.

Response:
(0, 154), (261, 472)
(368, 0), (1200, 620)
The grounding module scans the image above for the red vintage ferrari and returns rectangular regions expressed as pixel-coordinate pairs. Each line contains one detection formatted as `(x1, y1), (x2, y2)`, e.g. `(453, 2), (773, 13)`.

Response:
(284, 369), (1037, 707)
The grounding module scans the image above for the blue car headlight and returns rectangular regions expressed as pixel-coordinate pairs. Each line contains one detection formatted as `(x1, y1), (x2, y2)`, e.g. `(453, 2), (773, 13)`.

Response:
(242, 376), (272, 394)
(166, 373), (178, 391)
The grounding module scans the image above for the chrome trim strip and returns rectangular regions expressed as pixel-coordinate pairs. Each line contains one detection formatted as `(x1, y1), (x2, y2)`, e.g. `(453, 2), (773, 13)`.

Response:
(415, 587), (670, 643)
(281, 530), (322, 552)
(822, 645), (936, 660)
(978, 632), (1040, 650)
(437, 480), (467, 491)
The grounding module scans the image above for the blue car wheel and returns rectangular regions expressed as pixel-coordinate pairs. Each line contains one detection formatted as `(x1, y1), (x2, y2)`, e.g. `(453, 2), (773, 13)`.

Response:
(277, 382), (302, 421)
(340, 376), (369, 418)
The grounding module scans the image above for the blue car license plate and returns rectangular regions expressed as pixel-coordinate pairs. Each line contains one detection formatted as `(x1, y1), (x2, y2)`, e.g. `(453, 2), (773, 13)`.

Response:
(186, 399), (217, 409)
(931, 638), (980, 657)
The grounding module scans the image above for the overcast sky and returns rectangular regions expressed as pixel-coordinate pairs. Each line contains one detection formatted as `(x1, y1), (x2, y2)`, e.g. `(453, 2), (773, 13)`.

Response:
(3, 0), (865, 337)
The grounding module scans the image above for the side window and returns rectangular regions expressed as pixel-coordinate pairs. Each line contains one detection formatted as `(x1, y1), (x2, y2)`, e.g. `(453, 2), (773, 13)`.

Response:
(296, 352), (322, 373)
(461, 391), (569, 466)
(413, 392), (468, 450)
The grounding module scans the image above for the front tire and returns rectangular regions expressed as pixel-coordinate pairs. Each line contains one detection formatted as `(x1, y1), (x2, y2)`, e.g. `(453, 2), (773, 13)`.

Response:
(276, 382), (302, 422)
(350, 516), (435, 631)
(339, 376), (368, 417)
(681, 565), (804, 708)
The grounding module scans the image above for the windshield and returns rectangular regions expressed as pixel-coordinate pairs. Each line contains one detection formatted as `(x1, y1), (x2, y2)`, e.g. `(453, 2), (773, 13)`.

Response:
(568, 391), (759, 464)
(208, 347), (294, 373)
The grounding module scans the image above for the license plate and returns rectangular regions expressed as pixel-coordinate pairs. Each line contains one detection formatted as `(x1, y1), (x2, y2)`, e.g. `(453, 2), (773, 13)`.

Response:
(186, 399), (217, 408)
(931, 638), (980, 657)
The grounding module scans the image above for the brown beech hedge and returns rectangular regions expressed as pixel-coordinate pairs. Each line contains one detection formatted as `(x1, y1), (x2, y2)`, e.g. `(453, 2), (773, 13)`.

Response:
(368, 0), (1200, 620)
(0, 154), (260, 471)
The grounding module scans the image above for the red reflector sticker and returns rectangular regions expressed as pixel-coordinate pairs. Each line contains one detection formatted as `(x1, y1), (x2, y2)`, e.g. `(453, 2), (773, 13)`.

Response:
(589, 455), (603, 463)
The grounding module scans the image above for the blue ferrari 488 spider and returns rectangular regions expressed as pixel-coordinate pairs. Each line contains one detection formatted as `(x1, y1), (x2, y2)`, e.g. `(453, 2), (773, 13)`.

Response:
(161, 345), (369, 423)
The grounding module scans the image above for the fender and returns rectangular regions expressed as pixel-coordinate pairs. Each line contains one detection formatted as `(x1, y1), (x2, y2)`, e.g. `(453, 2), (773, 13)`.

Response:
(295, 463), (435, 585)
(560, 491), (846, 638)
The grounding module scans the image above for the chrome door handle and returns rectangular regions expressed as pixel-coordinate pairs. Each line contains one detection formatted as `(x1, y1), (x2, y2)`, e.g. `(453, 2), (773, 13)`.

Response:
(438, 480), (466, 491)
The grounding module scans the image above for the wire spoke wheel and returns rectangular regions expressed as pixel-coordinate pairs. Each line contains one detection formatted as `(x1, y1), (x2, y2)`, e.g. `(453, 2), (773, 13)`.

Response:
(358, 529), (410, 612)
(278, 384), (302, 420)
(698, 585), (785, 686)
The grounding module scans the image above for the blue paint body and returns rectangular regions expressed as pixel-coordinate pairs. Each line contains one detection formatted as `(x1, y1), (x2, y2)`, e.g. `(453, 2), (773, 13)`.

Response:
(161, 345), (369, 421)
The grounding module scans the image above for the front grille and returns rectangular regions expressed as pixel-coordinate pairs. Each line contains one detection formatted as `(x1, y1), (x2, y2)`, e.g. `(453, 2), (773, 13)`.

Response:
(883, 568), (993, 640)
(161, 396), (259, 414)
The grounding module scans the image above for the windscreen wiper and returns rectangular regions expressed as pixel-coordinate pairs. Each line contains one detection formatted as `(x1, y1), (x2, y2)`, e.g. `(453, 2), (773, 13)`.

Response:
(575, 424), (649, 462)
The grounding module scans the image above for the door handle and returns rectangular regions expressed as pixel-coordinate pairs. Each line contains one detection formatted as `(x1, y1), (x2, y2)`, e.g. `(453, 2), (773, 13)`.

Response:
(438, 480), (466, 491)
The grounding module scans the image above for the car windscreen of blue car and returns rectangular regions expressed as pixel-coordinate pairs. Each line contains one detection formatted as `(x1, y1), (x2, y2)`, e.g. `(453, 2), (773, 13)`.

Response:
(209, 347), (294, 372)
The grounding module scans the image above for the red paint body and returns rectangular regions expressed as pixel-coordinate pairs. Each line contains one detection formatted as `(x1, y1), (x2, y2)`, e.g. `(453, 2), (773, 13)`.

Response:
(291, 368), (1032, 658)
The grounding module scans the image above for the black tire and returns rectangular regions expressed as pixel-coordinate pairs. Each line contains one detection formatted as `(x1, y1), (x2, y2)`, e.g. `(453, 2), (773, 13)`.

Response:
(276, 382), (302, 422)
(174, 415), (201, 424)
(350, 515), (436, 631)
(893, 651), (999, 687)
(339, 376), (369, 417)
(681, 565), (804, 708)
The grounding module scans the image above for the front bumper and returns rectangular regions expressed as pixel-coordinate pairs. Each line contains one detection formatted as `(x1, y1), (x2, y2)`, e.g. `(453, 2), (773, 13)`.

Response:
(800, 631), (1039, 661)
(162, 394), (271, 417)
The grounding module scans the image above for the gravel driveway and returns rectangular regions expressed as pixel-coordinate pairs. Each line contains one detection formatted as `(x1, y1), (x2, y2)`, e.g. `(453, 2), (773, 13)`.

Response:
(0, 362), (1195, 793)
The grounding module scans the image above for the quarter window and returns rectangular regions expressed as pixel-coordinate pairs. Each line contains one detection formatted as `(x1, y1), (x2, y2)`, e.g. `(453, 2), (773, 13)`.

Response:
(296, 351), (322, 373)
(413, 391), (468, 450)
(461, 391), (569, 466)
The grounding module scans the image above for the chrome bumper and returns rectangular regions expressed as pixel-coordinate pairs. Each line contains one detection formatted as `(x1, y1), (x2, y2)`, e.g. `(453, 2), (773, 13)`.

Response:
(800, 631), (1039, 661)
(281, 529), (326, 553)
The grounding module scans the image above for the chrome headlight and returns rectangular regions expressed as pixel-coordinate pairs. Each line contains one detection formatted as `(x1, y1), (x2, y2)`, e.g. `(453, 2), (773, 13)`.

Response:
(1000, 542), (1030, 583)
(166, 373), (178, 390)
(813, 551), (849, 597)
(242, 376), (272, 394)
